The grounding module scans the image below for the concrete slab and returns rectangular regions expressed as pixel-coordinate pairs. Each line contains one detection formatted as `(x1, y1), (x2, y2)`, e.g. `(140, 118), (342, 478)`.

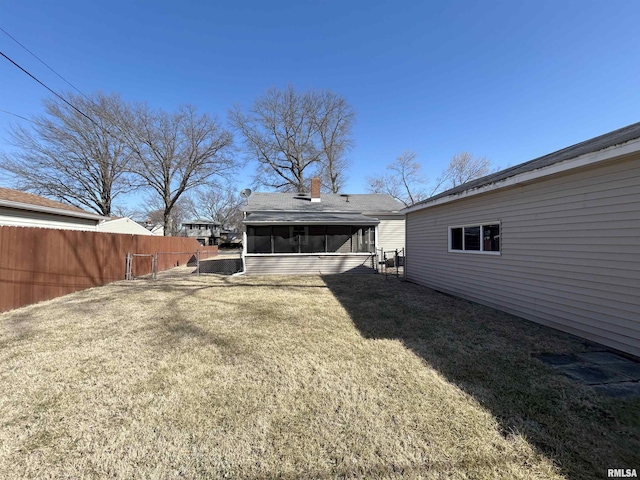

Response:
(577, 351), (638, 365)
(560, 365), (631, 385)
(593, 382), (640, 399)
(536, 353), (581, 366)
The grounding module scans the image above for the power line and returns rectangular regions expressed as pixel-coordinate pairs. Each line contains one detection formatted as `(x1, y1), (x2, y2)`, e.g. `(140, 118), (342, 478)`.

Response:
(0, 49), (105, 131)
(0, 48), (151, 164)
(0, 26), (86, 98)
(0, 42), (145, 157)
(0, 108), (36, 123)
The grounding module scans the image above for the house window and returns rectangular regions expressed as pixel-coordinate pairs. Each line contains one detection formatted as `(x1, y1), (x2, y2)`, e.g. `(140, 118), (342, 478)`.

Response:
(449, 223), (500, 254)
(247, 226), (272, 253)
(354, 226), (375, 253)
(273, 226), (297, 253)
(326, 226), (351, 253)
(302, 225), (326, 253)
(291, 226), (308, 247)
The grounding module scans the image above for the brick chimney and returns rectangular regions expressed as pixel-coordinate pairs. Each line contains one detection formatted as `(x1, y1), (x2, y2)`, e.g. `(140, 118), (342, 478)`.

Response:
(310, 177), (321, 202)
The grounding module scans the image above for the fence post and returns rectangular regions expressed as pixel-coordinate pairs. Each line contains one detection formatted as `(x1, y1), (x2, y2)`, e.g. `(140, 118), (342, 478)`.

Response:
(196, 250), (200, 276)
(125, 253), (131, 280)
(393, 249), (396, 278)
(153, 252), (158, 280)
(402, 248), (406, 280)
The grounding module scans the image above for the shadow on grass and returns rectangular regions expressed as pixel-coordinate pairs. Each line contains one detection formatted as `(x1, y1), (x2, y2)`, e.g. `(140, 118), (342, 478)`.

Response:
(111, 276), (329, 356)
(321, 274), (640, 480)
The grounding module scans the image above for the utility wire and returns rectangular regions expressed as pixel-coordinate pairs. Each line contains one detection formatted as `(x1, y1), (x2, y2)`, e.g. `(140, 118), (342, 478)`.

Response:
(0, 41), (144, 159)
(0, 28), (122, 139)
(0, 108), (36, 123)
(0, 49), (99, 126)
(0, 26), (86, 98)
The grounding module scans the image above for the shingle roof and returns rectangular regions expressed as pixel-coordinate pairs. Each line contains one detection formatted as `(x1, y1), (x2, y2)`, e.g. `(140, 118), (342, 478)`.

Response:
(183, 219), (221, 225)
(414, 121), (640, 207)
(244, 193), (404, 213)
(0, 188), (87, 213)
(243, 212), (381, 225)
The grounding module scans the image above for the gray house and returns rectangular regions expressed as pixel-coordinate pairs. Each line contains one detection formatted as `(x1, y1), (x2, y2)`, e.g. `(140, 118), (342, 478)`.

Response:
(242, 178), (405, 275)
(182, 219), (221, 246)
(404, 122), (640, 357)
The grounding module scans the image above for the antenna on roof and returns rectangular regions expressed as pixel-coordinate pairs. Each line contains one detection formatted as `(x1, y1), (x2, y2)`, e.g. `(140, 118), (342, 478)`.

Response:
(240, 188), (252, 198)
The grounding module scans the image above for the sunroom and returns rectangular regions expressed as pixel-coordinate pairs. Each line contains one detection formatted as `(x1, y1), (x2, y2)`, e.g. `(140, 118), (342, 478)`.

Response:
(242, 212), (379, 275)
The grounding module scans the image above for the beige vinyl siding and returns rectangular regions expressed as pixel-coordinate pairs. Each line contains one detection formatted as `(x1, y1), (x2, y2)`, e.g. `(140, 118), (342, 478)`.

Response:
(406, 154), (640, 357)
(377, 216), (405, 251)
(244, 254), (376, 275)
(0, 207), (99, 231)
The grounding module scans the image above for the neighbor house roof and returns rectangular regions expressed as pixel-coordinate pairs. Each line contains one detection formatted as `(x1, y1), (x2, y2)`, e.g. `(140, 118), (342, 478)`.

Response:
(244, 193), (404, 214)
(406, 121), (640, 213)
(0, 188), (87, 213)
(0, 187), (106, 221)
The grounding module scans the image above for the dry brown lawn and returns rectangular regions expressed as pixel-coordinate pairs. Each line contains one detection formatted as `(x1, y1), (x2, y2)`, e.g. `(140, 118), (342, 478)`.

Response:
(0, 271), (638, 479)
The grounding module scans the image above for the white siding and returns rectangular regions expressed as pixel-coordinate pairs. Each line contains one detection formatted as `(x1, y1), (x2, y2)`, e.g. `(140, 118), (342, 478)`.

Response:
(97, 218), (153, 235)
(377, 215), (405, 252)
(244, 254), (376, 275)
(406, 154), (640, 357)
(0, 208), (98, 231)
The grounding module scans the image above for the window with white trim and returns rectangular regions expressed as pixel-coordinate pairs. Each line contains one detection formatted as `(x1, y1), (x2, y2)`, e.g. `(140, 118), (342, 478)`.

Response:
(449, 223), (500, 254)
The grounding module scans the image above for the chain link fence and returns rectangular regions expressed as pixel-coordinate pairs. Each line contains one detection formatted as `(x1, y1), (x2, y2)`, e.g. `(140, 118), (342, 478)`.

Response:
(198, 252), (243, 274)
(125, 249), (220, 280)
(376, 248), (405, 279)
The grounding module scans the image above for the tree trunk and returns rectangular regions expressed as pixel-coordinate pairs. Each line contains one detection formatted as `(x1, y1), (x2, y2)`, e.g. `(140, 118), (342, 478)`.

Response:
(164, 209), (173, 237)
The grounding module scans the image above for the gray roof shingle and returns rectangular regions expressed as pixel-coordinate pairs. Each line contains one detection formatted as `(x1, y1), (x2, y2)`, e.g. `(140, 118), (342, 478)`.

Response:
(0, 187), (88, 213)
(244, 193), (404, 214)
(415, 121), (640, 207)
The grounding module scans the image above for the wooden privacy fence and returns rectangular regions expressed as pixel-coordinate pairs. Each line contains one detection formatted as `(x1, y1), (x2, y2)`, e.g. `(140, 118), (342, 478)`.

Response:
(0, 226), (218, 313)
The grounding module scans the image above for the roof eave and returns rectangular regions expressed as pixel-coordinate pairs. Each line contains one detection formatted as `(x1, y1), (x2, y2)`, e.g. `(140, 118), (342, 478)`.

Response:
(0, 199), (107, 221)
(243, 220), (380, 226)
(404, 136), (640, 214)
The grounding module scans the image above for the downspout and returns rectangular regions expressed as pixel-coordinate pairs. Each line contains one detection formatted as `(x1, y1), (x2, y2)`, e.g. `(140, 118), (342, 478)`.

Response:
(233, 212), (248, 276)
(374, 222), (380, 272)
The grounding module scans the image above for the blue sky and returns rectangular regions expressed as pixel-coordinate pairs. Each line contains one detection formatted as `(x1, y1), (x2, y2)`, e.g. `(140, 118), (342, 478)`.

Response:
(1, 0), (640, 205)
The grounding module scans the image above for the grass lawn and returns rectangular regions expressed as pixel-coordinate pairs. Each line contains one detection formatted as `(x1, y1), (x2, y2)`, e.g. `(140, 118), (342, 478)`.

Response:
(1, 272), (638, 479)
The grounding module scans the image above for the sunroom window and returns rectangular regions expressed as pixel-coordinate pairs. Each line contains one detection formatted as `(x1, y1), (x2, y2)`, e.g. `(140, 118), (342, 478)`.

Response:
(246, 225), (376, 254)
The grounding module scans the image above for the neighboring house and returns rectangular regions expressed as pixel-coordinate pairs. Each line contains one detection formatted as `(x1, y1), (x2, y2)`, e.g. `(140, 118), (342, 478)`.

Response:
(404, 122), (640, 357)
(139, 221), (164, 236)
(0, 187), (105, 231)
(242, 177), (405, 275)
(97, 217), (154, 236)
(182, 219), (221, 246)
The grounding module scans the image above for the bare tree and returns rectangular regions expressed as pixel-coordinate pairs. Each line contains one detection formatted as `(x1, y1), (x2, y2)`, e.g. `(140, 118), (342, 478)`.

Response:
(314, 90), (355, 193)
(366, 151), (428, 207)
(0, 92), (133, 216)
(185, 185), (245, 231)
(229, 85), (355, 193)
(111, 204), (144, 220)
(120, 104), (235, 236)
(143, 195), (191, 237)
(431, 151), (491, 195)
